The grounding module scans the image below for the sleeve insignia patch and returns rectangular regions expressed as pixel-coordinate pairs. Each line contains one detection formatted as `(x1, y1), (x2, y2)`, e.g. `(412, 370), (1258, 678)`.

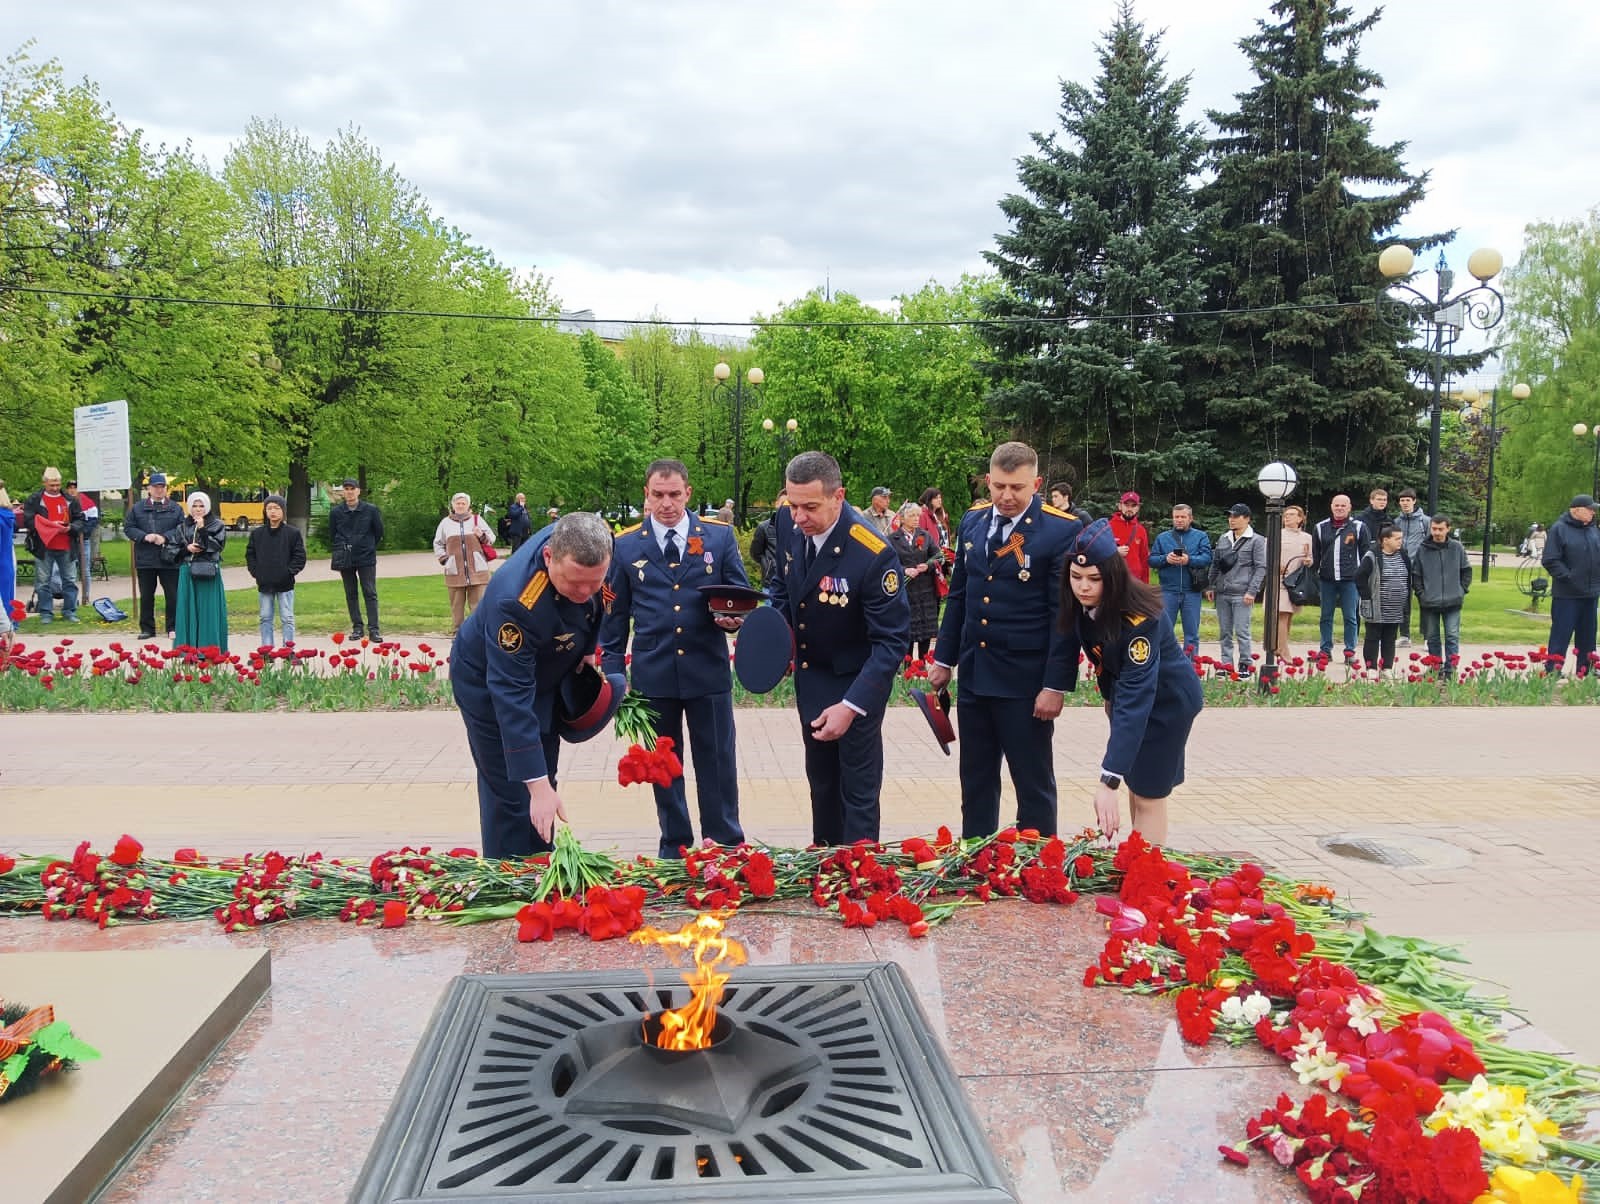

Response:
(881, 568), (900, 596)
(497, 623), (524, 653)
(1128, 635), (1152, 665)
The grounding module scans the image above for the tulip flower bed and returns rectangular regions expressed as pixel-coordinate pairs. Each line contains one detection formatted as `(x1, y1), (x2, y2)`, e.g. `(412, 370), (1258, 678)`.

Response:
(1, 828), (1595, 1199)
(0, 634), (451, 710)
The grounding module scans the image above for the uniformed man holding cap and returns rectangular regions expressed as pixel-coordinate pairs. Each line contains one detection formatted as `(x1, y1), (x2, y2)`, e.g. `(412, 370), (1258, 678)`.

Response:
(451, 512), (614, 857)
(768, 451), (910, 845)
(929, 440), (1082, 837)
(600, 458), (750, 858)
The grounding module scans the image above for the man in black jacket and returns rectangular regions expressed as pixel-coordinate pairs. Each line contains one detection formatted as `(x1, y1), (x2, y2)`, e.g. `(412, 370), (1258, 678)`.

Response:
(328, 477), (385, 640)
(1310, 494), (1372, 661)
(122, 472), (185, 638)
(1542, 494), (1600, 676)
(1411, 515), (1472, 676)
(246, 494), (307, 647)
(506, 493), (533, 551)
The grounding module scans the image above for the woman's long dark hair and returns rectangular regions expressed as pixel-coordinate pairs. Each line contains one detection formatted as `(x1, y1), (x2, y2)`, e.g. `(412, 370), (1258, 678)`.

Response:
(1058, 550), (1165, 645)
(917, 487), (942, 510)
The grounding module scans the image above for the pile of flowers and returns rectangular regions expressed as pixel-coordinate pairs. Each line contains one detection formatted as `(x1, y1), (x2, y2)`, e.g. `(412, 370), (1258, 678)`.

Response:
(1, 828), (1597, 1197)
(1089, 834), (1597, 1201)
(612, 692), (686, 787)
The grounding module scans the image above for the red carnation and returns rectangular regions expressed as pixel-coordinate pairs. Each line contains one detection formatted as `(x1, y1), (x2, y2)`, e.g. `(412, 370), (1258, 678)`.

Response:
(109, 834), (144, 866)
(381, 900), (408, 928)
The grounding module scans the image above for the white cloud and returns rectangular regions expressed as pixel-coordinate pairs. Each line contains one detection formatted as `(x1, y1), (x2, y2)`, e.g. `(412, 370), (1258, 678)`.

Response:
(15, 0), (1600, 322)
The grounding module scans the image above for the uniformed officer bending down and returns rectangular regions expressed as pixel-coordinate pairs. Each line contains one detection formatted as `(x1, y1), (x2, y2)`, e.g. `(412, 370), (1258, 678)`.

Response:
(929, 441), (1082, 838)
(451, 512), (613, 857)
(768, 451), (910, 845)
(600, 458), (749, 858)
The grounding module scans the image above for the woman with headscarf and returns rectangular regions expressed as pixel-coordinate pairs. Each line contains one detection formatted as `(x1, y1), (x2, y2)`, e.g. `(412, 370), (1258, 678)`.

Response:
(173, 490), (229, 651)
(433, 491), (495, 635)
(1060, 518), (1203, 845)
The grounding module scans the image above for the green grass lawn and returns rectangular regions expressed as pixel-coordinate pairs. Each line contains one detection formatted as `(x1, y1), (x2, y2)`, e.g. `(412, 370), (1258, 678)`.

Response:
(10, 546), (1563, 648)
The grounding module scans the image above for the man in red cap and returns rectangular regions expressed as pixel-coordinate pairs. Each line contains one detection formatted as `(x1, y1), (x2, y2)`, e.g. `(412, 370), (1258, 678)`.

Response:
(1110, 491), (1152, 583)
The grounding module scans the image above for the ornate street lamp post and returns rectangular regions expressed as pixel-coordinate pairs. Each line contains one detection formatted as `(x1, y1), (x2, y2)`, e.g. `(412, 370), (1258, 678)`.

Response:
(1256, 460), (1299, 691)
(1573, 422), (1600, 500)
(1459, 381), (1531, 582)
(1377, 245), (1508, 515)
(713, 362), (764, 525)
(761, 417), (799, 498)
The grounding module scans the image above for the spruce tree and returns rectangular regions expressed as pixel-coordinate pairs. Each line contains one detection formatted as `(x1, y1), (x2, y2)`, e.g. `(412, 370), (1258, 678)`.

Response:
(1187, 0), (1450, 498)
(981, 2), (1205, 503)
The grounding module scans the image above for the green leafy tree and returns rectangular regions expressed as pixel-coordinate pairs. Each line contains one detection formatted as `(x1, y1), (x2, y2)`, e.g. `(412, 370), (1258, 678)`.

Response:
(1495, 211), (1600, 529)
(1186, 0), (1448, 501)
(981, 4), (1205, 507)
(577, 332), (650, 511)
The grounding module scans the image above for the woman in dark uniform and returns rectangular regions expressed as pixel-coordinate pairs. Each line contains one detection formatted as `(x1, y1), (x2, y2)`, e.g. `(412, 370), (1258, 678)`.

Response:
(1060, 519), (1203, 844)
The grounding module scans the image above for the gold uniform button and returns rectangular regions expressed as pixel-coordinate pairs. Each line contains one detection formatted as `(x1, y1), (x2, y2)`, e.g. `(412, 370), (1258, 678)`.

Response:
(677, 649), (685, 656)
(801, 661), (809, 669)
(798, 623), (806, 630)
(675, 626), (683, 633)
(980, 618), (988, 626)
(983, 596), (990, 604)
(979, 641), (987, 649)
(673, 584), (680, 591)
(800, 602), (807, 609)
(673, 604), (681, 612)
(987, 575), (994, 581)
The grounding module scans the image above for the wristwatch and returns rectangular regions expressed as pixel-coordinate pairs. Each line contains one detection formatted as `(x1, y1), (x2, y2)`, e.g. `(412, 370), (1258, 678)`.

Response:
(1099, 772), (1122, 791)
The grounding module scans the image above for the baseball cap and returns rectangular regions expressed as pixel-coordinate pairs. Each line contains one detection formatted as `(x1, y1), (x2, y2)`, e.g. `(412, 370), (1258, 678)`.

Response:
(1571, 494), (1597, 510)
(1228, 503), (1253, 517)
(871, 486), (892, 498)
(1120, 491), (1141, 504)
(147, 472), (167, 486)
(341, 477), (359, 489)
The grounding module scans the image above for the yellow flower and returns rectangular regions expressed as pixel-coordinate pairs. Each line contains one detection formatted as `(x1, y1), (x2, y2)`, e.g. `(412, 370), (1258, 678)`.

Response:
(1472, 1165), (1585, 1203)
(1428, 1075), (1559, 1164)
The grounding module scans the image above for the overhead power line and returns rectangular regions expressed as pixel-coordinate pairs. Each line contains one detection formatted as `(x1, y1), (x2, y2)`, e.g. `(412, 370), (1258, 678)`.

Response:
(0, 281), (1386, 328)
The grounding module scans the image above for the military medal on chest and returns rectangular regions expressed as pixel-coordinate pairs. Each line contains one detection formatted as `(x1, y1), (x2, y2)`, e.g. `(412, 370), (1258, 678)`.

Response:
(1019, 553), (1032, 583)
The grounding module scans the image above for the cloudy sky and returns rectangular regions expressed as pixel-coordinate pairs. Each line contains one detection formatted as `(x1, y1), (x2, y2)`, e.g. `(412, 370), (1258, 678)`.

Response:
(17, 0), (1600, 329)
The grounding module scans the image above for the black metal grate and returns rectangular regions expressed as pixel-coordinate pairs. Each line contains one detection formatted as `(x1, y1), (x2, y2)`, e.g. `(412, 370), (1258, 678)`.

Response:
(353, 962), (1016, 1202)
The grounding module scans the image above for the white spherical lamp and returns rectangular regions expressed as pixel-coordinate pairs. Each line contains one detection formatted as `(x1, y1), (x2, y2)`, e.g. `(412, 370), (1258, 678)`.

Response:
(713, 362), (731, 382)
(1257, 460), (1299, 502)
(1378, 244), (1415, 279)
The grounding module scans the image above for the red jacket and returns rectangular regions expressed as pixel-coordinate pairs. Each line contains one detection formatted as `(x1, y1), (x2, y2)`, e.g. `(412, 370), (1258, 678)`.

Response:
(1109, 513), (1151, 582)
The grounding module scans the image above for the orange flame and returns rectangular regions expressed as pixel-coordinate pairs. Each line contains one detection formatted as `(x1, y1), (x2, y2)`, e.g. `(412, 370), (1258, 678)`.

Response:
(628, 912), (747, 1051)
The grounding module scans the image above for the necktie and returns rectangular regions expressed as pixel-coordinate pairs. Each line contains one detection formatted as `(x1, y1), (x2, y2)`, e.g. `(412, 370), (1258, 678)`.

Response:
(988, 518), (1010, 558)
(663, 529), (679, 564)
(802, 537), (816, 574)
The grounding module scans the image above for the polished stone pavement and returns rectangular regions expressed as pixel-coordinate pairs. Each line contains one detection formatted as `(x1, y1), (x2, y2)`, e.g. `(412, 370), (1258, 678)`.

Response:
(2, 704), (1597, 1201)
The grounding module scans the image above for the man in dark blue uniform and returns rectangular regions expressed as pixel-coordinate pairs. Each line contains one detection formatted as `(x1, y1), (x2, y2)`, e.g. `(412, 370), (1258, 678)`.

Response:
(600, 458), (750, 858)
(929, 441), (1082, 838)
(451, 512), (614, 857)
(768, 451), (910, 845)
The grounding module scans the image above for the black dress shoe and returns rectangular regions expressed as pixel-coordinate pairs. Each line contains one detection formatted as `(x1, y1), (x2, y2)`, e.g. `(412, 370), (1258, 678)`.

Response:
(368, 630), (383, 642)
(350, 626), (364, 640)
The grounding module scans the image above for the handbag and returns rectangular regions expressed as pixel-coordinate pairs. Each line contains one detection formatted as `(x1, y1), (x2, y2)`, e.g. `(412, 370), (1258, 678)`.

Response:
(482, 541), (498, 562)
(1283, 561), (1320, 607)
(188, 558), (219, 580)
(1188, 564), (1210, 592)
(331, 541), (352, 571)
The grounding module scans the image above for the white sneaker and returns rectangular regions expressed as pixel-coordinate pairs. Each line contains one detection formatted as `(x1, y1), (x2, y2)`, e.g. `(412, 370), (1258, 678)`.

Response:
(1398, 636), (1411, 646)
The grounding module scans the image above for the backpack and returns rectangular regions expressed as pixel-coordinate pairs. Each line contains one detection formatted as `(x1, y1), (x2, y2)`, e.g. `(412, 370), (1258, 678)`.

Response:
(92, 597), (129, 623)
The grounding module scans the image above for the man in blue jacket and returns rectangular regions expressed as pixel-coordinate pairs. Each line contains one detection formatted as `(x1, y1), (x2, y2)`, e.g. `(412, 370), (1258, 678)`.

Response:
(451, 512), (613, 857)
(1150, 503), (1212, 657)
(768, 451), (910, 845)
(601, 459), (751, 858)
(929, 441), (1082, 838)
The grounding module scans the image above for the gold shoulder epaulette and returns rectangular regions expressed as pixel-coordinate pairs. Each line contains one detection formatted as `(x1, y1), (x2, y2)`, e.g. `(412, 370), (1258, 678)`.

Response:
(518, 569), (550, 610)
(1125, 611), (1148, 627)
(615, 522), (642, 537)
(849, 523), (887, 554)
(1041, 503), (1070, 519)
(700, 516), (730, 526)
(967, 500), (991, 511)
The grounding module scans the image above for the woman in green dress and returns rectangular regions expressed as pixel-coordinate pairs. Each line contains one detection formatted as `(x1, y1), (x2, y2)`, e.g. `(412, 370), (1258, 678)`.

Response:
(173, 491), (229, 652)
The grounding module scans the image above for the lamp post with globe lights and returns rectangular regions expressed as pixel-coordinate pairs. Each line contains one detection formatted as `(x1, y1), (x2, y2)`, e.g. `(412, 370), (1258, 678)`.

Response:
(1377, 244), (1508, 515)
(1458, 381), (1531, 582)
(1574, 422), (1600, 500)
(1256, 460), (1299, 690)
(761, 416), (799, 498)
(712, 362), (764, 525)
